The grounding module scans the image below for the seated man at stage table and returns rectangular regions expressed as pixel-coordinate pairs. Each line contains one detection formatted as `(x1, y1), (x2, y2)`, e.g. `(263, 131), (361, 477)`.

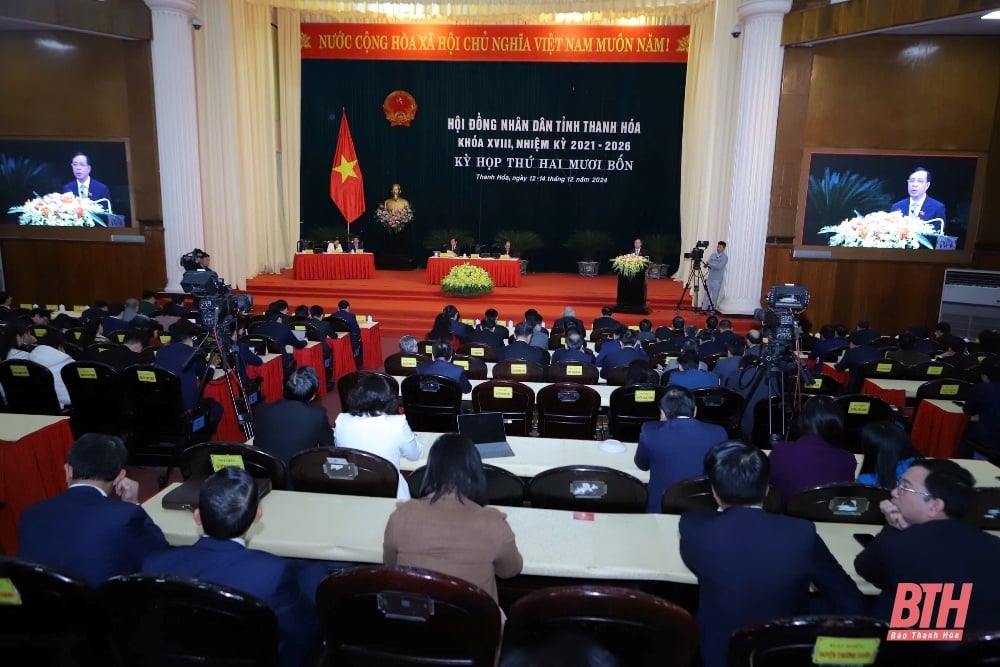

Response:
(142, 467), (319, 667)
(253, 366), (335, 470)
(855, 458), (1000, 629)
(417, 341), (472, 394)
(18, 433), (168, 586)
(498, 321), (549, 367)
(634, 386), (728, 513)
(681, 441), (864, 667)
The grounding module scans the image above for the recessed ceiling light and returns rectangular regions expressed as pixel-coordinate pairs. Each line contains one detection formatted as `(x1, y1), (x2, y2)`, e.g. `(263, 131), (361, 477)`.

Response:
(982, 10), (1000, 20)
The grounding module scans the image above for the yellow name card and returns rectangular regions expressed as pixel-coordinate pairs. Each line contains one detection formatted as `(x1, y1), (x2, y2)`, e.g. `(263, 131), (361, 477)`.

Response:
(806, 378), (823, 388)
(461, 318), (475, 325)
(45, 304), (59, 311)
(294, 325), (306, 330)
(927, 365), (943, 376)
(137, 370), (157, 383)
(160, 335), (172, 343)
(210, 454), (246, 471)
(10, 365), (29, 377)
(0, 578), (22, 605)
(303, 249), (313, 253)
(634, 389), (656, 403)
(811, 636), (879, 665)
(876, 363), (892, 373)
(470, 347), (485, 357)
(940, 384), (959, 396)
(424, 344), (434, 355)
(33, 328), (47, 338)
(77, 367), (98, 380)
(401, 356), (417, 368)
(566, 365), (583, 376)
(73, 305), (87, 311)
(511, 363), (527, 374)
(848, 401), (870, 415)
(494, 386), (513, 399)
(453, 359), (469, 370)
(470, 253), (480, 258)
(19, 303), (31, 309)
(356, 315), (366, 324)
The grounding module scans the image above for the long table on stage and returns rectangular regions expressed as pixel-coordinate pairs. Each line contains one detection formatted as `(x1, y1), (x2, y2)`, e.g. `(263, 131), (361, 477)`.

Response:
(425, 256), (521, 288)
(293, 252), (375, 280)
(0, 415), (75, 554)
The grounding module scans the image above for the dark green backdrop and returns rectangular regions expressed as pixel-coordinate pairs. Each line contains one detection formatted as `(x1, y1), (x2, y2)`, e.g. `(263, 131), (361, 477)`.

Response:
(301, 59), (685, 272)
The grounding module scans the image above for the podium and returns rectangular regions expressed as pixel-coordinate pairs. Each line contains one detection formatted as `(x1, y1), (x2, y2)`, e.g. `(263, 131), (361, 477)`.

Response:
(613, 268), (649, 314)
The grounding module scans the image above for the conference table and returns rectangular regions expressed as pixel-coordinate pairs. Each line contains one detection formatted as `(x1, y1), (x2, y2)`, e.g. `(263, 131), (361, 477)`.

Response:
(911, 399), (973, 458)
(393, 376), (617, 407)
(358, 322), (383, 371)
(0, 415), (75, 555)
(292, 252), (375, 280)
(425, 256), (521, 288)
(206, 354), (284, 442)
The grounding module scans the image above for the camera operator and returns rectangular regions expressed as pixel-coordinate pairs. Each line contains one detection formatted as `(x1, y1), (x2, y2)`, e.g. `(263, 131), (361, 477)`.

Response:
(702, 241), (727, 312)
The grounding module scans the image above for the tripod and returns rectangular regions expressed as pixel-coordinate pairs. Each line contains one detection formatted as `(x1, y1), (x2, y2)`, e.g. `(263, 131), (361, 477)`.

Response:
(676, 259), (714, 312)
(186, 318), (255, 440)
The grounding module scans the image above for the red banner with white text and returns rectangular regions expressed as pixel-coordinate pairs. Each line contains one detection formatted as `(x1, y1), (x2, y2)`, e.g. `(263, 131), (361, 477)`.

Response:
(301, 24), (689, 63)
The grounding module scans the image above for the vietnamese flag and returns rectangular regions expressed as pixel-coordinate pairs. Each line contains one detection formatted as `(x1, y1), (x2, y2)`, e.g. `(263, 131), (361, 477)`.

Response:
(329, 111), (366, 224)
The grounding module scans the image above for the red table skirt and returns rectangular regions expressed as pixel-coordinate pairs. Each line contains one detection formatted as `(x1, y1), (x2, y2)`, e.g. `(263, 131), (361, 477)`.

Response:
(293, 252), (375, 280)
(294, 344), (327, 397)
(331, 335), (354, 384)
(910, 401), (970, 458)
(361, 324), (383, 371)
(0, 418), (74, 555)
(861, 379), (906, 409)
(246, 355), (284, 404)
(820, 363), (850, 388)
(204, 371), (248, 442)
(425, 257), (521, 288)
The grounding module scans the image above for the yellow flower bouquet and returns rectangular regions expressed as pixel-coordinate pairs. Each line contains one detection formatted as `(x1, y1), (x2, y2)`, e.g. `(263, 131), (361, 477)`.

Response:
(8, 192), (111, 227)
(611, 254), (650, 278)
(441, 263), (494, 297)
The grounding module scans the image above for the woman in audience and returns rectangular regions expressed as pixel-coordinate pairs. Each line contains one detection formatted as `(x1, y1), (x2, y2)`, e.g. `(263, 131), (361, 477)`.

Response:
(767, 395), (856, 502)
(426, 312), (461, 348)
(334, 373), (421, 499)
(2, 323), (36, 360)
(856, 421), (921, 488)
(382, 433), (523, 603)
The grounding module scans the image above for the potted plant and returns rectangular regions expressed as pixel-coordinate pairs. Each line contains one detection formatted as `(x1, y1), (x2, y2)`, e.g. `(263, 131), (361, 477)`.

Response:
(564, 229), (612, 276)
(494, 229), (543, 274)
(643, 234), (681, 279)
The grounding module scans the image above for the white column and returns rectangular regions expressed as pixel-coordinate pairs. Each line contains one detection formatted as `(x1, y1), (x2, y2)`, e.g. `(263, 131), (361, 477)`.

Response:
(718, 0), (792, 315)
(145, 0), (204, 291)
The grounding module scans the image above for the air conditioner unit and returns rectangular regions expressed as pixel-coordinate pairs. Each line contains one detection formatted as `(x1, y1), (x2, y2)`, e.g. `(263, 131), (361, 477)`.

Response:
(938, 269), (1000, 339)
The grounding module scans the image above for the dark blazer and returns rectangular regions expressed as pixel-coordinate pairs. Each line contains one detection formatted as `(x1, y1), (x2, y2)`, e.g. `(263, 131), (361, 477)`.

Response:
(635, 418), (728, 512)
(552, 316), (585, 334)
(681, 506), (865, 667)
(809, 337), (848, 362)
(964, 380), (1000, 447)
(87, 344), (141, 371)
(592, 316), (622, 332)
(666, 368), (720, 391)
(834, 344), (883, 393)
(256, 319), (308, 365)
(330, 309), (362, 349)
(253, 399), (335, 471)
(154, 341), (207, 410)
(498, 340), (549, 367)
(890, 196), (946, 233)
(600, 345), (648, 378)
(551, 348), (596, 365)
(18, 485), (168, 586)
(63, 178), (110, 203)
(467, 327), (506, 349)
(417, 359), (472, 394)
(855, 519), (1000, 630)
(143, 537), (319, 667)
(446, 243), (462, 255)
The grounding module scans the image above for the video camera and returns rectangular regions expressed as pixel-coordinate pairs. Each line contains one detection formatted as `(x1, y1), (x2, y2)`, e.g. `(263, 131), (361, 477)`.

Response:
(684, 240), (710, 262)
(198, 292), (253, 328)
(178, 250), (252, 329)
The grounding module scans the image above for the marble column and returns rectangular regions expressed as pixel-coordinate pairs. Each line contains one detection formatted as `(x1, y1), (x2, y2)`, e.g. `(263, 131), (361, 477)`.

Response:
(145, 0), (204, 291)
(718, 0), (792, 315)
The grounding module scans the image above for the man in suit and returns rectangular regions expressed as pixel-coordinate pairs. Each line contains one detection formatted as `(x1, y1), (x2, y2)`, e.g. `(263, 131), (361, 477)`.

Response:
(591, 306), (621, 333)
(834, 331), (882, 393)
(500, 239), (517, 257)
(18, 434), (168, 586)
(666, 349), (720, 390)
(715, 319), (742, 350)
(446, 237), (462, 255)
(63, 152), (111, 206)
(252, 367), (335, 471)
(416, 341), (472, 394)
(853, 319), (880, 345)
(855, 459), (1000, 629)
(257, 309), (308, 371)
(681, 441), (865, 667)
(599, 329), (647, 379)
(808, 324), (849, 363)
(154, 320), (210, 411)
(348, 236), (364, 252)
(889, 167), (947, 234)
(330, 299), (363, 368)
(634, 387), (728, 513)
(630, 237), (649, 257)
(468, 311), (507, 349)
(498, 321), (549, 367)
(143, 467), (319, 666)
(552, 306), (585, 335)
(710, 340), (745, 384)
(963, 356), (1000, 456)
(89, 331), (144, 371)
(551, 332), (596, 366)
(885, 331), (931, 366)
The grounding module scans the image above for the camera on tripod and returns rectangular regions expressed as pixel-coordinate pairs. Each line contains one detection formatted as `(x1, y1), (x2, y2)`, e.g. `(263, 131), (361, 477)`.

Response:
(178, 250), (252, 329)
(683, 240), (710, 262)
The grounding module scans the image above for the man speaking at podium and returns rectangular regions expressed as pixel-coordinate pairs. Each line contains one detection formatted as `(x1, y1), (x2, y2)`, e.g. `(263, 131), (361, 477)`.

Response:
(64, 152), (110, 208)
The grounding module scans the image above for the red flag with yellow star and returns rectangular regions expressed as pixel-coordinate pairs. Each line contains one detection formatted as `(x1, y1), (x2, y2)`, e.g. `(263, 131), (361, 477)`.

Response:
(329, 111), (366, 224)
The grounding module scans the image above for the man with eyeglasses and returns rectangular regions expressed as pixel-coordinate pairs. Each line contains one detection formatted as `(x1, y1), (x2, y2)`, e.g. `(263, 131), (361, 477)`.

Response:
(889, 167), (946, 235)
(63, 152), (111, 207)
(855, 459), (1000, 629)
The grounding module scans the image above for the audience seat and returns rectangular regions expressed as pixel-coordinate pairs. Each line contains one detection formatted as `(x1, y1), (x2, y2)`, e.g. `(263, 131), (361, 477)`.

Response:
(604, 365), (633, 386)
(470, 379), (535, 437)
(400, 374), (463, 433)
(691, 386), (745, 438)
(784, 483), (890, 525)
(492, 359), (545, 382)
(546, 361), (600, 385)
(590, 327), (617, 343)
(913, 378), (972, 417)
(536, 382), (601, 440)
(179, 441), (288, 489)
(528, 465), (647, 513)
(0, 558), (117, 666)
(547, 329), (567, 351)
(607, 383), (667, 442)
(407, 463), (527, 506)
(451, 354), (488, 380)
(965, 488), (1000, 531)
(0, 359), (64, 415)
(858, 358), (908, 381)
(315, 565), (501, 667)
(834, 394), (898, 454)
(337, 371), (399, 412)
(660, 476), (781, 514)
(907, 360), (958, 381)
(935, 630), (1000, 666)
(501, 585), (698, 667)
(803, 373), (844, 397)
(60, 360), (121, 437)
(457, 342), (498, 363)
(100, 574), (279, 667)
(289, 446), (398, 497)
(383, 352), (430, 377)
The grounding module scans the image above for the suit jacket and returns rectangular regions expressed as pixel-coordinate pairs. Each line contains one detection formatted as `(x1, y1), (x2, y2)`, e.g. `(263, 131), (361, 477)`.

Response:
(18, 485), (168, 586)
(768, 434), (858, 502)
(666, 368), (720, 391)
(63, 178), (110, 204)
(890, 196), (946, 233)
(635, 418), (728, 512)
(885, 348), (931, 365)
(600, 345), (648, 378)
(330, 309), (362, 349)
(834, 344), (883, 393)
(552, 316), (585, 334)
(467, 327), (506, 349)
(855, 519), (1000, 630)
(551, 348), (596, 365)
(86, 343), (141, 372)
(154, 341), (206, 410)
(681, 506), (865, 667)
(964, 381), (1000, 447)
(417, 359), (472, 394)
(256, 320), (308, 366)
(253, 399), (335, 472)
(808, 337), (849, 362)
(592, 316), (622, 332)
(143, 537), (318, 667)
(498, 340), (549, 367)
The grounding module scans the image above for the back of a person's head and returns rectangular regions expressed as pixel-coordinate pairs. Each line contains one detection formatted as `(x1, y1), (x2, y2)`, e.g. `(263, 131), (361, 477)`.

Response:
(799, 318), (812, 335)
(726, 340), (746, 357)
(269, 299), (288, 313)
(566, 333), (584, 350)
(897, 332), (916, 350)
(514, 321), (534, 338)
(911, 459), (975, 520)
(704, 440), (769, 506)
(122, 331), (146, 348)
(429, 313), (453, 339)
(936, 321), (951, 335)
(858, 421), (919, 488)
(857, 320), (870, 330)
(705, 315), (718, 330)
(167, 320), (198, 343)
(818, 324), (835, 340)
(684, 325), (698, 338)
(677, 349), (699, 371)
(797, 395), (844, 443)
(338, 299), (350, 311)
(347, 373), (395, 416)
(309, 305), (324, 318)
(719, 319), (733, 332)
(444, 304), (460, 319)
(638, 319), (652, 332)
(198, 467), (260, 539)
(834, 324), (849, 337)
(671, 316), (684, 330)
(398, 335), (418, 354)
(620, 329), (638, 346)
(37, 330), (65, 350)
(981, 356), (1000, 382)
(746, 329), (762, 345)
(624, 359), (655, 385)
(660, 386), (695, 418)
(978, 328), (1000, 354)
(849, 331), (868, 347)
(418, 433), (486, 505)
(432, 340), (454, 361)
(284, 366), (319, 402)
(141, 289), (156, 300)
(562, 306), (575, 318)
(294, 305), (309, 318)
(67, 434), (128, 482)
(601, 307), (613, 317)
(484, 308), (499, 320)
(654, 326), (671, 341)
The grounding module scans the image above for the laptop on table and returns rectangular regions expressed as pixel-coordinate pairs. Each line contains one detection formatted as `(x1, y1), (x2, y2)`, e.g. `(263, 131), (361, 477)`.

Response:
(457, 412), (515, 459)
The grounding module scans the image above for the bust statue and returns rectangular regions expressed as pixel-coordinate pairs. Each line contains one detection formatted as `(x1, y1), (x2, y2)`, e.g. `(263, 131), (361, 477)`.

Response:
(384, 183), (410, 211)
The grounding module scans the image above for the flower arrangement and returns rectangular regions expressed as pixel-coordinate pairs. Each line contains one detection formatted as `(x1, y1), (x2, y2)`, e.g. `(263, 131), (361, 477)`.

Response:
(7, 192), (110, 227)
(611, 253), (650, 278)
(375, 203), (413, 233)
(818, 210), (940, 249)
(440, 263), (494, 297)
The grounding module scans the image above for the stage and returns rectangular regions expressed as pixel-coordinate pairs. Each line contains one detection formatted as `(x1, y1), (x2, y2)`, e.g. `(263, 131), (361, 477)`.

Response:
(246, 268), (757, 339)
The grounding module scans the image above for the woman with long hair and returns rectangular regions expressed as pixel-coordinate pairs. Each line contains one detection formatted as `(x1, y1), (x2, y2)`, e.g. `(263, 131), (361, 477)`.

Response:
(856, 421), (921, 488)
(382, 433), (522, 602)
